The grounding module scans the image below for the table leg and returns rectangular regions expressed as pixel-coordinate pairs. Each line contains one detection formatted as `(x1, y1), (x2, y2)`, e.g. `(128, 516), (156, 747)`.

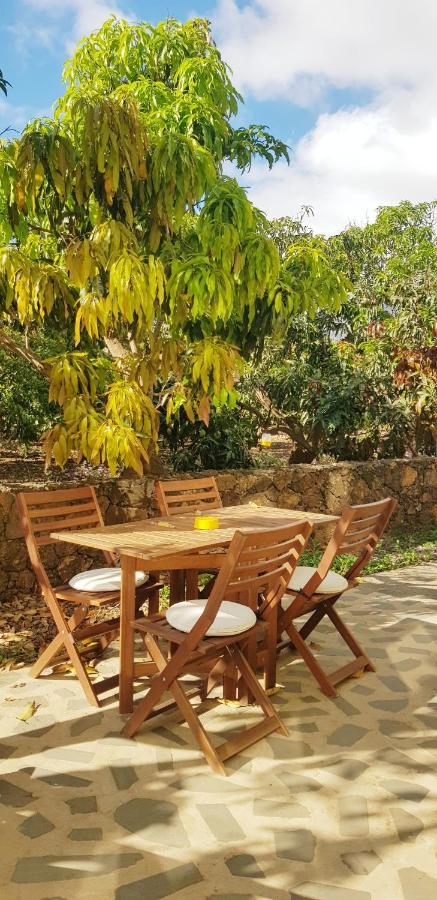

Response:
(185, 569), (199, 601)
(169, 569), (186, 605)
(119, 554), (137, 715)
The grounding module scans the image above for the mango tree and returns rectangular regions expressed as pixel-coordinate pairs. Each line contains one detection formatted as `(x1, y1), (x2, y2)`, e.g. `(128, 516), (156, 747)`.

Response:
(0, 17), (345, 472)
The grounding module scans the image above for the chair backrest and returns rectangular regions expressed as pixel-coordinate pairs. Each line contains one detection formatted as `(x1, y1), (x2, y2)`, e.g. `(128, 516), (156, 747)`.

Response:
(155, 477), (222, 517)
(183, 521), (312, 647)
(310, 497), (397, 593)
(16, 486), (114, 592)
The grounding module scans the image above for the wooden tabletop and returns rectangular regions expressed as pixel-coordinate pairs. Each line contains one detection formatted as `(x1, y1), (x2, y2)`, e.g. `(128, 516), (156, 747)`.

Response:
(50, 503), (338, 565)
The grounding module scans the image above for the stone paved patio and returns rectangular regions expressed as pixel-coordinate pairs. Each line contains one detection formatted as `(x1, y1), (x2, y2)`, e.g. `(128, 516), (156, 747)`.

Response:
(0, 562), (436, 900)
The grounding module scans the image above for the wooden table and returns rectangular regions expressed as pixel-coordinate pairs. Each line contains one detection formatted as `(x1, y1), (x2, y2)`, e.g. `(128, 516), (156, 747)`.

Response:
(51, 504), (338, 713)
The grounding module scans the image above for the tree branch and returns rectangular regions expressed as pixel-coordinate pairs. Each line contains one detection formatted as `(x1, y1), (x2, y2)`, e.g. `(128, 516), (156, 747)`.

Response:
(0, 329), (49, 377)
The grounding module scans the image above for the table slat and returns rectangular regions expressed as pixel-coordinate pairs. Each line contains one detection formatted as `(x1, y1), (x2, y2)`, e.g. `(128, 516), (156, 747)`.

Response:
(50, 504), (337, 563)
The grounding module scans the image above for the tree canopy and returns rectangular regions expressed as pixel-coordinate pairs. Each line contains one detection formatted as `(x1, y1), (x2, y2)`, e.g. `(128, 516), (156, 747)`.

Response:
(0, 17), (348, 473)
(238, 201), (436, 462)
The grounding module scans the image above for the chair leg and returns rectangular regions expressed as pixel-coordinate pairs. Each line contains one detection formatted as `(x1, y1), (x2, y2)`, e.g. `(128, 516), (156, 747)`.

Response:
(30, 632), (64, 677)
(29, 607), (88, 676)
(230, 646), (287, 736)
(325, 604), (376, 672)
(283, 621), (337, 698)
(123, 635), (226, 774)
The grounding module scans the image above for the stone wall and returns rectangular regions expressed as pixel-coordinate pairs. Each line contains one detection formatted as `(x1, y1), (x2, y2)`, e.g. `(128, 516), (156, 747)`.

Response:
(0, 456), (435, 603)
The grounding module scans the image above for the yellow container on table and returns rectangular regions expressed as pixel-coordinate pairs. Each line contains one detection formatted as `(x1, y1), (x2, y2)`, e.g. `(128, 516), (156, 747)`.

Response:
(194, 513), (220, 530)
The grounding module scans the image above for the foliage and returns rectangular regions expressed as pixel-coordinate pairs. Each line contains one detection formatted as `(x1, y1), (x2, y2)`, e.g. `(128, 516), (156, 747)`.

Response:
(242, 201), (437, 461)
(161, 403), (256, 471)
(0, 17), (345, 472)
(0, 69), (10, 98)
(302, 523), (437, 577)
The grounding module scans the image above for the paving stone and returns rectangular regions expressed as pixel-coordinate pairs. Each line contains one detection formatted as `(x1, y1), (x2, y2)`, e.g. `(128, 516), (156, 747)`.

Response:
(396, 659), (420, 672)
(12, 853), (142, 883)
(378, 675), (408, 693)
(333, 698), (360, 717)
(338, 796), (369, 837)
(114, 797), (190, 848)
(0, 742), (17, 759)
(341, 850), (382, 875)
(154, 726), (188, 747)
(171, 775), (240, 793)
(369, 699), (408, 712)
(277, 772), (321, 793)
(254, 798), (310, 818)
(399, 866), (437, 900)
(284, 680), (302, 692)
(322, 758), (369, 780)
(266, 736), (313, 758)
(156, 748), (173, 771)
(226, 754), (253, 773)
(70, 713), (104, 736)
(290, 883), (371, 900)
(274, 829), (316, 862)
(45, 747), (94, 763)
(379, 748), (430, 774)
(110, 764), (138, 791)
(21, 723), (56, 738)
(390, 808), (424, 842)
(377, 718), (414, 737)
(0, 778), (33, 807)
(381, 779), (428, 802)
(327, 725), (367, 747)
(289, 707), (329, 718)
(208, 895), (251, 900)
(68, 828), (103, 841)
(19, 813), (55, 839)
(39, 773), (92, 788)
(65, 796), (97, 815)
(115, 863), (203, 899)
(412, 633), (433, 643)
(226, 854), (264, 878)
(197, 803), (245, 841)
(414, 713), (437, 729)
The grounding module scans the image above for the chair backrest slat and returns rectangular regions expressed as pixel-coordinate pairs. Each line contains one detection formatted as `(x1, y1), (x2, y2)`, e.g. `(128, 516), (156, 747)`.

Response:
(220, 522), (311, 609)
(180, 521), (312, 648)
(16, 486), (114, 588)
(323, 497), (397, 582)
(155, 477), (222, 517)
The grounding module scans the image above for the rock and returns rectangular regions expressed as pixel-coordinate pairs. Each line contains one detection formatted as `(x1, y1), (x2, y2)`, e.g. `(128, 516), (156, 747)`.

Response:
(401, 466), (418, 488)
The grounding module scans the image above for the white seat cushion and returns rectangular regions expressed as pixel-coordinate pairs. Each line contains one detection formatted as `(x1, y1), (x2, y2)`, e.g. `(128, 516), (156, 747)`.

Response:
(282, 565), (348, 606)
(69, 567), (147, 593)
(166, 598), (257, 637)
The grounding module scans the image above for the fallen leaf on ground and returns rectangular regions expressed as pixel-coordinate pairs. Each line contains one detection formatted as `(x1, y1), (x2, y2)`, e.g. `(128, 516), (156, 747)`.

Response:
(17, 700), (39, 721)
(351, 668), (364, 678)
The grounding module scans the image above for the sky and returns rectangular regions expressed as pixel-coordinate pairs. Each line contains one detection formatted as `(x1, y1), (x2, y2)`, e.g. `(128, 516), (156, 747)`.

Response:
(1, 0), (436, 235)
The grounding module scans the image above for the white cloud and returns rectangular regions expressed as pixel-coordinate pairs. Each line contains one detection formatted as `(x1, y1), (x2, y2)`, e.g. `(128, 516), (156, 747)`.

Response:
(212, 0), (437, 233)
(18, 0), (130, 52)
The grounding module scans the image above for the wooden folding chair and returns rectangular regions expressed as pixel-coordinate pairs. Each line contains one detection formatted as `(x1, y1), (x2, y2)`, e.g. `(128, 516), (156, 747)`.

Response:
(122, 520), (312, 774)
(154, 476), (222, 517)
(155, 477), (224, 600)
(16, 486), (161, 706)
(278, 497), (397, 697)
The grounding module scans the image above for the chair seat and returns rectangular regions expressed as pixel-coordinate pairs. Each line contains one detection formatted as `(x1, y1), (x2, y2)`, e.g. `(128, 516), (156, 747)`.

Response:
(166, 598), (257, 637)
(69, 567), (147, 593)
(283, 565), (348, 602)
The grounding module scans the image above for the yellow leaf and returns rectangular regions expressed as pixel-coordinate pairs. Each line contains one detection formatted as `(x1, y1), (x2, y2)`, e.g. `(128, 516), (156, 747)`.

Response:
(17, 700), (39, 722)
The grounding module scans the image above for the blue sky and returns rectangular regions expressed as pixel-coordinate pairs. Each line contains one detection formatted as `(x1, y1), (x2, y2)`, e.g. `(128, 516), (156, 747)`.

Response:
(1, 1), (435, 234)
